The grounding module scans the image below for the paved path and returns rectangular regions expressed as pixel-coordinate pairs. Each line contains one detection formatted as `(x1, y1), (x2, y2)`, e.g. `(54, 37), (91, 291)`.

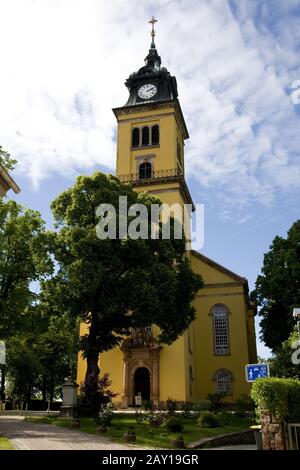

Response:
(0, 416), (143, 450)
(0, 416), (257, 451)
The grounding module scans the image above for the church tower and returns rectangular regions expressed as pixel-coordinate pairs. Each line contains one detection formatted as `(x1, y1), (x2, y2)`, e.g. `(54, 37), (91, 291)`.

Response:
(113, 18), (194, 218)
(77, 18), (257, 408)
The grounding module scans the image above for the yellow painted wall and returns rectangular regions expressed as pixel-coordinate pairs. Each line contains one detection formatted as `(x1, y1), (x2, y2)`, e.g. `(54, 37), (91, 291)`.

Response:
(76, 322), (87, 387)
(190, 253), (254, 401)
(116, 104), (183, 178)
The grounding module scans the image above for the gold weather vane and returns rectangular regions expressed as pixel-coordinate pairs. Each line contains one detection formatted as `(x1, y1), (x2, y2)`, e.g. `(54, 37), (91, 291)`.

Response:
(149, 16), (158, 47)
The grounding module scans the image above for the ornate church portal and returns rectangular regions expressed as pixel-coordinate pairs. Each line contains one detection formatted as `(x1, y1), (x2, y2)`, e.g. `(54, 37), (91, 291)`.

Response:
(120, 329), (162, 408)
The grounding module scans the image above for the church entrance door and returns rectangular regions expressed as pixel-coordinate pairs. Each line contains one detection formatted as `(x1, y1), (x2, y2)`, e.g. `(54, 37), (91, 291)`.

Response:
(134, 367), (150, 402)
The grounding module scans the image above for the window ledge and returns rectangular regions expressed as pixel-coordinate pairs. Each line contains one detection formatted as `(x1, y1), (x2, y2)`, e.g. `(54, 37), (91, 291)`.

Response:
(214, 353), (231, 356)
(131, 144), (160, 151)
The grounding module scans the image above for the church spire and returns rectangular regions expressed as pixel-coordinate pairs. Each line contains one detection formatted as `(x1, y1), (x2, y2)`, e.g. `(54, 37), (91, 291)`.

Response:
(145, 16), (161, 69)
(149, 16), (157, 49)
(123, 16), (179, 106)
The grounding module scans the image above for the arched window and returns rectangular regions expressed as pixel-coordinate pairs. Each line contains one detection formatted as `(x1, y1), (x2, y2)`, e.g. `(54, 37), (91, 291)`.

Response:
(152, 125), (159, 145)
(215, 370), (232, 395)
(212, 304), (229, 355)
(139, 162), (152, 179)
(142, 127), (149, 146)
(132, 128), (140, 147)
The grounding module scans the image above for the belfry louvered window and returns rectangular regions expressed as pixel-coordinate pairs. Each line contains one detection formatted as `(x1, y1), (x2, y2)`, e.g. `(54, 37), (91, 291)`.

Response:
(142, 126), (149, 146)
(152, 125), (159, 145)
(132, 128), (140, 147)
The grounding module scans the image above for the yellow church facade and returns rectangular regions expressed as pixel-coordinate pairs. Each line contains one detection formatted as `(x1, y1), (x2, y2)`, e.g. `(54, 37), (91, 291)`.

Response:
(77, 22), (257, 406)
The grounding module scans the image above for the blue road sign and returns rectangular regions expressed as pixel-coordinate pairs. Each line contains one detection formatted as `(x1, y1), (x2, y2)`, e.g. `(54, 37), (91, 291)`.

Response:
(245, 363), (269, 382)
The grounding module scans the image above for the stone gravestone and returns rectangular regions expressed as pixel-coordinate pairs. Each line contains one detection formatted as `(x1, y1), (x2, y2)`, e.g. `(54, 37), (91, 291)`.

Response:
(59, 378), (78, 418)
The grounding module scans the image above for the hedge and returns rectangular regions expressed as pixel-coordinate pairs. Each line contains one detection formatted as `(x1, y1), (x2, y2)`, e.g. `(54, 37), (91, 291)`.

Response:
(250, 377), (300, 422)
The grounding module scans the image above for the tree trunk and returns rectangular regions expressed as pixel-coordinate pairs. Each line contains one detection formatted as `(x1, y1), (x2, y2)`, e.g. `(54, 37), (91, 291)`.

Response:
(42, 378), (47, 402)
(49, 374), (54, 406)
(26, 388), (31, 406)
(85, 352), (100, 386)
(84, 315), (100, 415)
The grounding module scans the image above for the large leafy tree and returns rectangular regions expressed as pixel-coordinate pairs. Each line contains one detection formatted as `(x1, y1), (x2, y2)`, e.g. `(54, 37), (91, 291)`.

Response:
(268, 329), (300, 380)
(252, 220), (300, 351)
(6, 313), (78, 405)
(6, 334), (43, 403)
(0, 200), (53, 338)
(44, 172), (202, 399)
(36, 314), (79, 403)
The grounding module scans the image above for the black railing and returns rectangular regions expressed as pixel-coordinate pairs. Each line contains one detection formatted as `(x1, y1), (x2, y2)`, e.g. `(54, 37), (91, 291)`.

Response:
(118, 168), (183, 183)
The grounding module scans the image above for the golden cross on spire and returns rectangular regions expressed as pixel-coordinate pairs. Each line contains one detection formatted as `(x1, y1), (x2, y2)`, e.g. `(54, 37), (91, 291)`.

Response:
(149, 16), (158, 47)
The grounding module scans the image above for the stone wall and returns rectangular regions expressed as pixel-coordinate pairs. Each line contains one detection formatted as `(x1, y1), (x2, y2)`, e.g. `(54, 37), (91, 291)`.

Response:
(187, 429), (255, 449)
(261, 411), (286, 450)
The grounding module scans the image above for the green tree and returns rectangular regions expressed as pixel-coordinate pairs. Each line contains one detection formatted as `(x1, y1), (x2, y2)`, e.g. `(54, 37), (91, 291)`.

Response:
(36, 314), (79, 404)
(44, 172), (202, 403)
(269, 328), (300, 379)
(6, 334), (43, 404)
(0, 200), (54, 338)
(0, 146), (17, 172)
(6, 312), (78, 405)
(252, 220), (300, 351)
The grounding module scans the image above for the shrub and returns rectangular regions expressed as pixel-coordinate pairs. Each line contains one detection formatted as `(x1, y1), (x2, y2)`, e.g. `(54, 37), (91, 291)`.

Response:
(166, 398), (177, 415)
(95, 403), (114, 427)
(135, 411), (146, 424)
(218, 410), (247, 426)
(143, 400), (154, 411)
(235, 394), (255, 417)
(78, 373), (118, 417)
(198, 411), (220, 428)
(207, 393), (227, 412)
(192, 399), (211, 412)
(182, 402), (193, 418)
(251, 377), (300, 422)
(147, 411), (166, 428)
(165, 416), (183, 432)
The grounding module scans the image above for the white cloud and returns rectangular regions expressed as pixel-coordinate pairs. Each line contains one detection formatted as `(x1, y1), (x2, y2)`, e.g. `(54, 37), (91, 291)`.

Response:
(0, 0), (299, 214)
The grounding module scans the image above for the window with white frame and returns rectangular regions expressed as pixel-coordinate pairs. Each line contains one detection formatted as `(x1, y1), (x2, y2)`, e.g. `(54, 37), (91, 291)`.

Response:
(216, 370), (232, 394)
(213, 304), (229, 355)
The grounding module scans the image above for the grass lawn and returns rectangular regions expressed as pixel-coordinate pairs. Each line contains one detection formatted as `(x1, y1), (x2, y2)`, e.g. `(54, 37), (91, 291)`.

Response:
(26, 412), (254, 449)
(0, 435), (14, 450)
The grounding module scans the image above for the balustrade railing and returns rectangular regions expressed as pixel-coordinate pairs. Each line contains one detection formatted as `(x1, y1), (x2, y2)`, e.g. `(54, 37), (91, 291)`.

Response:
(118, 168), (183, 183)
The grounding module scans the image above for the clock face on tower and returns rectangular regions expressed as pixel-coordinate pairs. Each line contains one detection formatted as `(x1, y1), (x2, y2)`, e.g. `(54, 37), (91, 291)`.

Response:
(138, 84), (157, 99)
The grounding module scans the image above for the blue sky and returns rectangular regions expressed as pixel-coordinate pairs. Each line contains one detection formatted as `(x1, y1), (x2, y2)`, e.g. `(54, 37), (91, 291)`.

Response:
(1, 0), (300, 359)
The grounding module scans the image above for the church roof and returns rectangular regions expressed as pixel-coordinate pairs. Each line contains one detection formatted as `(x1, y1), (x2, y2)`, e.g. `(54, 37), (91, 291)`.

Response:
(0, 164), (20, 196)
(191, 250), (248, 284)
